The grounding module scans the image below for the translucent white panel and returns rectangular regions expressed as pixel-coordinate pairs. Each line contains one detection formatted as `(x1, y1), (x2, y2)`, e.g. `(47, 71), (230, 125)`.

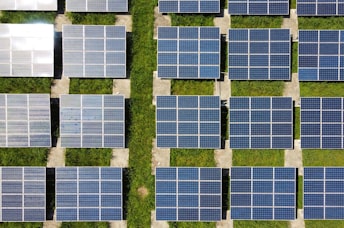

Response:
(66, 0), (128, 12)
(0, 0), (57, 10)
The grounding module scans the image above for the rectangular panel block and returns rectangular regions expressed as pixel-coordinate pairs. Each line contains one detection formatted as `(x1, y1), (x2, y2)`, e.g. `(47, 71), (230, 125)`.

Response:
(297, 0), (344, 16)
(66, 0), (128, 12)
(159, 0), (220, 13)
(229, 0), (289, 15)
(0, 0), (57, 11)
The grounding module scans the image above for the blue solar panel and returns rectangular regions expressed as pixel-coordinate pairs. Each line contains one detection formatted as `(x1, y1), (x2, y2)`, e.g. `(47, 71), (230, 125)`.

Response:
(304, 167), (344, 219)
(229, 97), (293, 149)
(231, 167), (296, 220)
(228, 0), (289, 15)
(0, 167), (46, 222)
(156, 167), (222, 221)
(299, 30), (344, 81)
(156, 96), (221, 148)
(159, 0), (220, 13)
(301, 97), (344, 149)
(228, 29), (290, 80)
(158, 27), (220, 79)
(297, 0), (344, 15)
(56, 167), (122, 221)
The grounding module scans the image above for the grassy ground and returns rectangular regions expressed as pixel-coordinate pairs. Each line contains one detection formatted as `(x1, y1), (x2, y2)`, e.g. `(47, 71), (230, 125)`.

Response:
(305, 221), (344, 228)
(65, 148), (112, 166)
(231, 16), (283, 28)
(170, 149), (216, 167)
(0, 223), (44, 228)
(303, 150), (344, 166)
(69, 79), (113, 94)
(294, 107), (300, 139)
(171, 80), (214, 95)
(170, 14), (214, 26)
(0, 11), (56, 23)
(66, 12), (116, 25)
(300, 82), (344, 97)
(234, 221), (289, 228)
(298, 176), (303, 209)
(61, 222), (109, 228)
(232, 149), (285, 166)
(292, 42), (298, 73)
(0, 78), (51, 93)
(298, 17), (344, 29)
(170, 222), (216, 227)
(0, 148), (48, 166)
(231, 81), (285, 96)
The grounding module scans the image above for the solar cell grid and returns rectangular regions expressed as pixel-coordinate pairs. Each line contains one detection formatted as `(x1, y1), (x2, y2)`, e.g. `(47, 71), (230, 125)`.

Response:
(301, 97), (344, 149)
(155, 167), (222, 221)
(157, 27), (220, 79)
(228, 0), (289, 15)
(0, 24), (54, 77)
(0, 0), (57, 10)
(228, 29), (291, 81)
(159, 0), (220, 13)
(229, 97), (293, 149)
(156, 96), (221, 148)
(297, 0), (344, 15)
(60, 95), (125, 148)
(0, 167), (46, 222)
(63, 25), (126, 78)
(66, 0), (128, 12)
(230, 167), (296, 220)
(56, 167), (123, 221)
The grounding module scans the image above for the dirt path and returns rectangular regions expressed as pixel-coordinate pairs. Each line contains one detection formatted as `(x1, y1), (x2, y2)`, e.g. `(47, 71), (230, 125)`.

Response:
(47, 138), (65, 167)
(215, 73), (231, 100)
(54, 14), (72, 32)
(152, 71), (171, 105)
(214, 140), (232, 168)
(216, 211), (233, 228)
(282, 9), (298, 41)
(214, 10), (230, 34)
(285, 140), (303, 175)
(115, 15), (133, 32)
(290, 209), (305, 228)
(151, 210), (169, 228)
(283, 73), (300, 107)
(151, 139), (170, 175)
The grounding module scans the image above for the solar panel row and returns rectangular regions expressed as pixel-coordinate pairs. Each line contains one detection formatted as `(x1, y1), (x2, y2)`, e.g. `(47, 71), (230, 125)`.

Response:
(228, 0), (289, 15)
(297, 0), (344, 16)
(66, 0), (128, 12)
(159, 0), (220, 13)
(0, 0), (57, 11)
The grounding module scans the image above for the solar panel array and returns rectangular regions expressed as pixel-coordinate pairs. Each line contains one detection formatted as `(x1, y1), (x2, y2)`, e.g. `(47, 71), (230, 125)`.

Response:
(157, 27), (220, 79)
(228, 29), (291, 80)
(299, 30), (344, 81)
(230, 167), (296, 220)
(156, 96), (221, 148)
(228, 0), (289, 15)
(63, 25), (126, 78)
(0, 94), (51, 147)
(304, 167), (344, 219)
(229, 97), (293, 149)
(0, 24), (54, 77)
(301, 97), (344, 149)
(66, 0), (128, 12)
(158, 0), (220, 13)
(60, 95), (125, 148)
(297, 0), (344, 15)
(155, 167), (222, 221)
(0, 0), (57, 10)
(56, 167), (123, 221)
(0, 167), (46, 222)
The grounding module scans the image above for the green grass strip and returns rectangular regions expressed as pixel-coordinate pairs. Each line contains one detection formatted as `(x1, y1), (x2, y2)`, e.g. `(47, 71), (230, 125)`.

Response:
(61, 222), (108, 228)
(234, 221), (289, 228)
(171, 80), (214, 95)
(170, 14), (214, 26)
(294, 107), (300, 139)
(303, 150), (344, 166)
(0, 11), (56, 23)
(0, 148), (48, 166)
(292, 42), (298, 73)
(65, 148), (112, 166)
(66, 12), (116, 25)
(231, 81), (285, 96)
(69, 79), (113, 94)
(300, 82), (344, 97)
(126, 0), (156, 226)
(305, 221), (344, 228)
(298, 176), (303, 209)
(0, 78), (51, 93)
(230, 16), (283, 28)
(170, 222), (216, 227)
(232, 149), (285, 166)
(170, 149), (216, 167)
(298, 17), (344, 29)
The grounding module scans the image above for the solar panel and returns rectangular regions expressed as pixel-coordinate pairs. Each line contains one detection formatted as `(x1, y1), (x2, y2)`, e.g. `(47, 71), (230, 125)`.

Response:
(156, 167), (222, 221)
(63, 25), (126, 78)
(0, 24), (54, 77)
(228, 29), (291, 80)
(0, 167), (46, 222)
(0, 94), (51, 147)
(0, 0), (57, 10)
(60, 95), (125, 148)
(56, 167), (123, 221)
(156, 96), (221, 148)
(66, 0), (128, 12)
(157, 27), (220, 79)
(159, 0), (220, 13)
(298, 30), (344, 81)
(229, 97), (293, 149)
(304, 167), (344, 219)
(228, 0), (289, 15)
(230, 167), (296, 220)
(301, 97), (344, 149)
(297, 0), (344, 15)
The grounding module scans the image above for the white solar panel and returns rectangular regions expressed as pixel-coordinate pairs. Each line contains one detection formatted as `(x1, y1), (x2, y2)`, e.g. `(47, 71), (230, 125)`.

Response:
(63, 25), (126, 78)
(66, 0), (128, 12)
(0, 0), (57, 11)
(0, 24), (54, 77)
(0, 94), (51, 148)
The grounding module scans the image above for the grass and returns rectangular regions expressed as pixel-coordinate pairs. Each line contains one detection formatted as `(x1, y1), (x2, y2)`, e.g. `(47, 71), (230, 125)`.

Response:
(0, 148), (48, 166)
(170, 14), (214, 26)
(170, 222), (216, 227)
(232, 149), (285, 166)
(61, 222), (109, 228)
(0, 11), (56, 23)
(294, 107), (300, 139)
(69, 79), (113, 94)
(230, 16), (283, 28)
(65, 148), (112, 166)
(0, 78), (51, 93)
(298, 176), (303, 209)
(170, 149), (216, 167)
(66, 12), (116, 25)
(305, 221), (344, 228)
(231, 81), (285, 96)
(0, 223), (44, 228)
(171, 80), (214, 95)
(234, 221), (289, 228)
(292, 42), (298, 73)
(291, 0), (297, 9)
(300, 82), (344, 97)
(298, 17), (344, 29)
(303, 150), (344, 166)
